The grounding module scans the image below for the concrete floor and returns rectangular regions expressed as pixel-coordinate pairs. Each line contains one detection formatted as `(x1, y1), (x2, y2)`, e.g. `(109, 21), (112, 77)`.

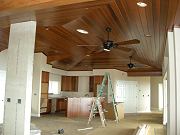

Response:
(31, 113), (165, 135)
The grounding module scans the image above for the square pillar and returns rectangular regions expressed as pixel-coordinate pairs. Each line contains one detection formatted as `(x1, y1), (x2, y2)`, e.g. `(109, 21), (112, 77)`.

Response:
(167, 32), (176, 135)
(3, 21), (36, 135)
(173, 28), (180, 134)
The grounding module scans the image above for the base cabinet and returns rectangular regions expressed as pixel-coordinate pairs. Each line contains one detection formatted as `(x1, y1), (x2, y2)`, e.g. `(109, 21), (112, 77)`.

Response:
(56, 98), (67, 112)
(40, 99), (51, 114)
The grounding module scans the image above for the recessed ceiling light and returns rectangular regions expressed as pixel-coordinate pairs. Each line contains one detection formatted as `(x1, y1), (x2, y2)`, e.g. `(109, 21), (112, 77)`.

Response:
(145, 34), (151, 37)
(137, 2), (147, 7)
(76, 29), (88, 34)
(45, 27), (49, 30)
(103, 48), (110, 52)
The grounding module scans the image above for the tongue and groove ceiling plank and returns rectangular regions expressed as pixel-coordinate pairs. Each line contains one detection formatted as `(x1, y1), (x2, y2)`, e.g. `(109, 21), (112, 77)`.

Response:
(0, 0), (180, 75)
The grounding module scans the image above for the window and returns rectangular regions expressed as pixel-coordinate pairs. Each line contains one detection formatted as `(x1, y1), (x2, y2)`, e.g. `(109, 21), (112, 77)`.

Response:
(49, 81), (59, 94)
(48, 73), (60, 94)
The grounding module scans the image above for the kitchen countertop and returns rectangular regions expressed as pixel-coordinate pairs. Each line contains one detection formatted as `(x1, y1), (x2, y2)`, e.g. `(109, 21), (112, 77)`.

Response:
(48, 94), (93, 99)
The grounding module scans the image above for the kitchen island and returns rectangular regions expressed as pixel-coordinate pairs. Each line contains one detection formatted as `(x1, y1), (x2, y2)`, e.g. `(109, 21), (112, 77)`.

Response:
(48, 96), (93, 118)
(46, 96), (124, 119)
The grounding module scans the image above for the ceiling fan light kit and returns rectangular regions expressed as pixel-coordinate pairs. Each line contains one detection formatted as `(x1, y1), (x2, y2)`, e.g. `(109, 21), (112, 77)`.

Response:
(103, 48), (110, 52)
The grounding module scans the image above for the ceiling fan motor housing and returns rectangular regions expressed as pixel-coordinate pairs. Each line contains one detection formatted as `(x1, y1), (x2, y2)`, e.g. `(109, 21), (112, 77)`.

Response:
(106, 27), (112, 32)
(128, 63), (134, 69)
(103, 40), (114, 50)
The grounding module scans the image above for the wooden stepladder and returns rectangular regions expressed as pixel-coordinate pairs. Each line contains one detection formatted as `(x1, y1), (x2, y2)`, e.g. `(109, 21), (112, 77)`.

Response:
(88, 72), (119, 127)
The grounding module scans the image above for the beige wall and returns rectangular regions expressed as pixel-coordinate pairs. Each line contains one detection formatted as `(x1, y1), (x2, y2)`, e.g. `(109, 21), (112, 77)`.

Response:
(0, 50), (7, 70)
(0, 51), (157, 116)
(150, 76), (163, 111)
(127, 77), (151, 112)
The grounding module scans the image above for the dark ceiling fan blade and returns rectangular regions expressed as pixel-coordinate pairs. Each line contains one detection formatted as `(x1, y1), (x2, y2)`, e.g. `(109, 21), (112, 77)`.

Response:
(77, 44), (99, 47)
(115, 39), (140, 46)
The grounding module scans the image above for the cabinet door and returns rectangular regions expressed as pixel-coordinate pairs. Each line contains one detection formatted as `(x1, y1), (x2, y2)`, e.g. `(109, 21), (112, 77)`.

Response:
(71, 76), (78, 91)
(61, 76), (78, 91)
(41, 71), (49, 83)
(61, 76), (67, 91)
(56, 98), (67, 112)
(89, 76), (94, 92)
(40, 71), (49, 114)
(89, 76), (104, 96)
(47, 99), (52, 113)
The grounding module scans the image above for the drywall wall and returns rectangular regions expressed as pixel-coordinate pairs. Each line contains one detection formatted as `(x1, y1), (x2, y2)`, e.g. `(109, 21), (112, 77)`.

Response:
(0, 52), (154, 116)
(93, 69), (127, 102)
(48, 73), (93, 97)
(65, 76), (92, 97)
(32, 54), (153, 114)
(31, 53), (68, 116)
(78, 76), (90, 94)
(48, 74), (92, 97)
(150, 76), (163, 111)
(126, 77), (151, 112)
(0, 50), (7, 70)
(0, 50), (7, 123)
(0, 70), (6, 124)
(31, 53), (43, 117)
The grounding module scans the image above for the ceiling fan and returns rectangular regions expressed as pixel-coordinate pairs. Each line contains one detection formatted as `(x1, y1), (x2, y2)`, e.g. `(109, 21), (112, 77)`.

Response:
(127, 56), (145, 69)
(77, 27), (140, 53)
(127, 56), (135, 69)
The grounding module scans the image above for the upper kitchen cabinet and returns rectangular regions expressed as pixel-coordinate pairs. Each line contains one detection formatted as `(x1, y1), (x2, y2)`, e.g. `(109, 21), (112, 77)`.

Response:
(61, 76), (78, 92)
(41, 71), (49, 83)
(89, 76), (104, 96)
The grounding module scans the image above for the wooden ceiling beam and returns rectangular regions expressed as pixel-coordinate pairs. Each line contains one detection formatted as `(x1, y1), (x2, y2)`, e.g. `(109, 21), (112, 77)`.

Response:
(47, 54), (70, 63)
(127, 71), (162, 77)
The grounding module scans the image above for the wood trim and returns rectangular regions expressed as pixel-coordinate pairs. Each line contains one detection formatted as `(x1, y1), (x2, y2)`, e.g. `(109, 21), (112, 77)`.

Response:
(127, 71), (162, 76)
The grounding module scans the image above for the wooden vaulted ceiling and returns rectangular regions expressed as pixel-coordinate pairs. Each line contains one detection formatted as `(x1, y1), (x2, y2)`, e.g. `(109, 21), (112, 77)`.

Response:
(0, 0), (180, 76)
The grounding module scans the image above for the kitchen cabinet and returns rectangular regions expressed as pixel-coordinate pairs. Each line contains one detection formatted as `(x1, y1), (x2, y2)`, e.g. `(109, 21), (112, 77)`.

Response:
(89, 76), (104, 96)
(56, 98), (67, 113)
(40, 71), (50, 114)
(61, 76), (78, 91)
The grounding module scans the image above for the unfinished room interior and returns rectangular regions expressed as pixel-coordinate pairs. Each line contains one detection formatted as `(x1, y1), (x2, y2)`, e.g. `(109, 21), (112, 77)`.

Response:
(0, 0), (180, 135)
